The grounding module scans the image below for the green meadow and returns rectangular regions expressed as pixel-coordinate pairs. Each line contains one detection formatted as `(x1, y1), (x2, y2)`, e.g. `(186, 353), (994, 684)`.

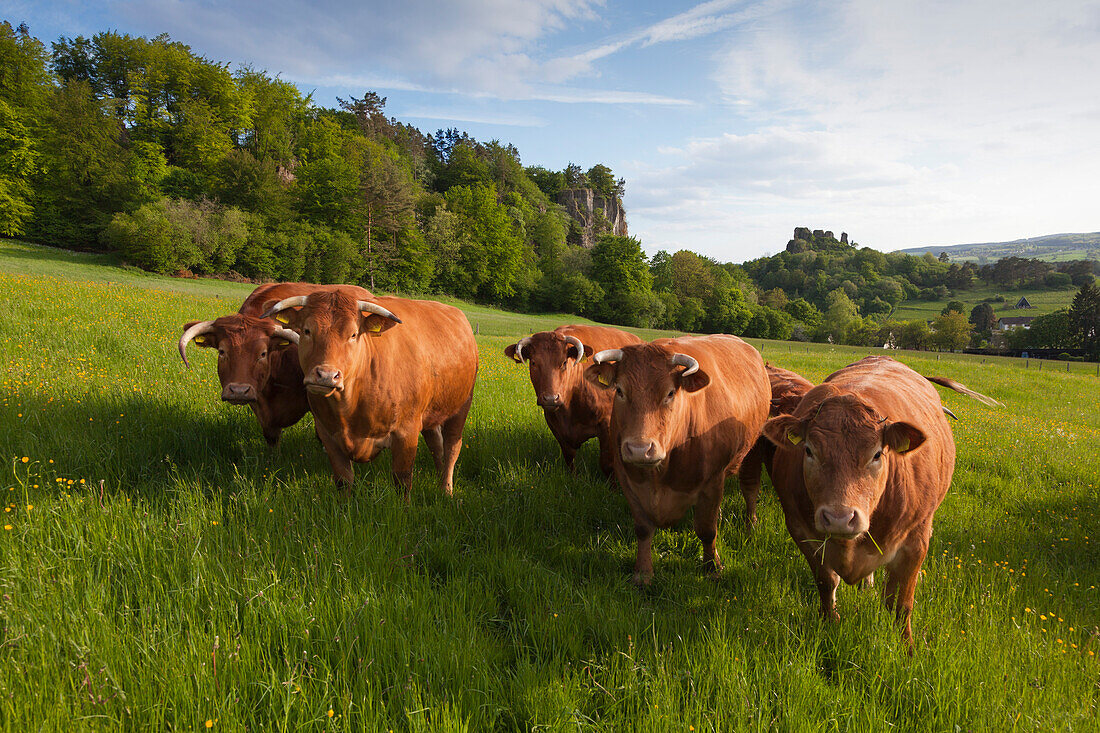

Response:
(1, 239), (1098, 730)
(889, 283), (1078, 322)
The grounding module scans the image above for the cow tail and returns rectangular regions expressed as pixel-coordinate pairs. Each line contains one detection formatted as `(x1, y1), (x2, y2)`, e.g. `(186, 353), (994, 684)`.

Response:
(925, 376), (1004, 407)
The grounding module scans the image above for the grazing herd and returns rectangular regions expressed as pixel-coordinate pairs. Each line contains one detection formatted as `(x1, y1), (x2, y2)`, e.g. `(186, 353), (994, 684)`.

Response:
(181, 283), (1001, 647)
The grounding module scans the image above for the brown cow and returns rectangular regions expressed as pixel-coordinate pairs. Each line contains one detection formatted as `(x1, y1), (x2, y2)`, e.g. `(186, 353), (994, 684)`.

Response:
(505, 325), (642, 476)
(263, 287), (478, 499)
(762, 355), (999, 645)
(585, 335), (770, 584)
(179, 283), (368, 446)
(736, 363), (816, 526)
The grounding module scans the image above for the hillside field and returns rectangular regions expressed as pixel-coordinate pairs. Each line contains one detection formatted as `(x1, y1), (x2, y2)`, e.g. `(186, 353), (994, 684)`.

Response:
(1, 240), (1098, 729)
(889, 283), (1080, 322)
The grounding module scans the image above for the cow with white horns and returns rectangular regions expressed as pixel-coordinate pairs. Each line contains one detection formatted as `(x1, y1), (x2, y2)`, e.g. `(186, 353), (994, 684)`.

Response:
(585, 336), (771, 583)
(179, 282), (370, 446)
(505, 325), (642, 476)
(262, 287), (478, 499)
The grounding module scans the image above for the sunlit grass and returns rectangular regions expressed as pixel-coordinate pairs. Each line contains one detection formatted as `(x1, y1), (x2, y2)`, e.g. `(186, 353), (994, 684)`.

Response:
(1, 241), (1098, 729)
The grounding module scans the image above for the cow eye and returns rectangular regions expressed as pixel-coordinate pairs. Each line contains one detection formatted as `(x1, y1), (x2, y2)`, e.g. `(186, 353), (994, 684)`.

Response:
(349, 332), (358, 342)
(615, 386), (624, 398)
(303, 327), (311, 336)
(873, 450), (883, 462)
(666, 389), (675, 400)
(804, 445), (814, 459)
(259, 350), (267, 359)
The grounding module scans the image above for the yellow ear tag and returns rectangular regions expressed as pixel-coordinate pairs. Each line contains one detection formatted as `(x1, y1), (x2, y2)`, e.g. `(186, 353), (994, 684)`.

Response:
(598, 373), (610, 386)
(193, 335), (206, 344)
(368, 321), (382, 332)
(787, 432), (802, 445)
(895, 437), (910, 453)
(275, 313), (289, 324)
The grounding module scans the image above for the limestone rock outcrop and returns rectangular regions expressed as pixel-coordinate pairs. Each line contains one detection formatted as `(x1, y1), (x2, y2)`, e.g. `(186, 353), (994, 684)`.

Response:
(557, 188), (628, 248)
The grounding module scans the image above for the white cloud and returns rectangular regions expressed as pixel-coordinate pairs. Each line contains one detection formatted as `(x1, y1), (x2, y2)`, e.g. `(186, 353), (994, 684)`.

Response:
(625, 0), (1100, 261)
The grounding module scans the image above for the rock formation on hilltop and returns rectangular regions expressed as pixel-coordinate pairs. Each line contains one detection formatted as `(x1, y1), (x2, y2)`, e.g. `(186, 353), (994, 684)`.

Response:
(787, 227), (852, 253)
(558, 188), (628, 248)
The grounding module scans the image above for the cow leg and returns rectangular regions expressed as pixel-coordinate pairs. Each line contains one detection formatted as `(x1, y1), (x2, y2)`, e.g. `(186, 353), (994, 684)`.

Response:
(262, 426), (282, 448)
(694, 479), (725, 576)
(421, 425), (445, 475)
(884, 533), (929, 649)
(324, 446), (354, 495)
(632, 519), (656, 586)
(789, 523), (841, 621)
(815, 567), (842, 622)
(437, 394), (473, 496)
(596, 424), (616, 483)
(558, 440), (578, 472)
(736, 441), (765, 529)
(390, 432), (418, 503)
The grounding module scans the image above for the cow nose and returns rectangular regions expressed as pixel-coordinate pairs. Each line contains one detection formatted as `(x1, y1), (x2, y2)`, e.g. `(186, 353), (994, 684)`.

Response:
(311, 366), (342, 388)
(621, 439), (665, 465)
(816, 505), (866, 537)
(538, 393), (562, 408)
(221, 383), (256, 402)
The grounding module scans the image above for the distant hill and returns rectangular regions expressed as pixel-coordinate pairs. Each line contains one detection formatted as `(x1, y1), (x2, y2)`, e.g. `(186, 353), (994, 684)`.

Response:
(894, 232), (1100, 263)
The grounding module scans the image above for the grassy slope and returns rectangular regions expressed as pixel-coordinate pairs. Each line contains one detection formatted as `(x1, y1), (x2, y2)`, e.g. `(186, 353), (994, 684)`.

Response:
(889, 283), (1079, 322)
(1, 240), (1098, 729)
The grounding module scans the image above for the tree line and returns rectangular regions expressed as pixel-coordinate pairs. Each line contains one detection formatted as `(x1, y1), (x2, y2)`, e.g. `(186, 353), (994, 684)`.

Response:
(2, 23), (1096, 356)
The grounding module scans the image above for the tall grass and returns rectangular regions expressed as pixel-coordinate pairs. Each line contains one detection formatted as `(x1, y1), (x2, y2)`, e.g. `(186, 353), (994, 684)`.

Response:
(1, 242), (1098, 729)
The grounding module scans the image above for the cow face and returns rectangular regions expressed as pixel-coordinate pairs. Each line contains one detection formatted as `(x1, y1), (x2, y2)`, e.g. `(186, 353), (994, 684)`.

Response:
(505, 333), (591, 409)
(586, 345), (711, 467)
(182, 316), (296, 404)
(273, 291), (399, 396)
(763, 396), (925, 539)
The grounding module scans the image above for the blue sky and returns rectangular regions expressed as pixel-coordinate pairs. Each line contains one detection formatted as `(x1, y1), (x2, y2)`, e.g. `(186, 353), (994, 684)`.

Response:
(7, 0), (1100, 262)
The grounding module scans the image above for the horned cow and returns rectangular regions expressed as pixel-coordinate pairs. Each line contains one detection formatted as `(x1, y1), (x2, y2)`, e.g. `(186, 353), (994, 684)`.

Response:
(264, 287), (478, 499)
(179, 282), (370, 446)
(585, 335), (770, 584)
(505, 325), (642, 476)
(762, 355), (1000, 645)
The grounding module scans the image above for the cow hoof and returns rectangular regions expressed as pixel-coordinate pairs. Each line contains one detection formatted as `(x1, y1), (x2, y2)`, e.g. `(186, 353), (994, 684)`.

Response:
(631, 571), (654, 587)
(703, 557), (724, 578)
(821, 608), (841, 623)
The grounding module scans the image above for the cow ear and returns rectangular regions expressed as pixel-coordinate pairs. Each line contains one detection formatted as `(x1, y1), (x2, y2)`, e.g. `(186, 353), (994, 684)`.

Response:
(184, 322), (218, 348)
(585, 361), (618, 389)
(361, 312), (400, 337)
(566, 340), (587, 361)
(270, 335), (295, 350)
(679, 368), (710, 393)
(270, 306), (304, 330)
(504, 344), (522, 363)
(763, 414), (805, 447)
(883, 421), (926, 455)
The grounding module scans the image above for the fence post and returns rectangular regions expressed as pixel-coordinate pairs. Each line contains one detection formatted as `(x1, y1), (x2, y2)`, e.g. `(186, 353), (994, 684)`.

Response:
(1067, 362), (1070, 372)
(475, 322), (479, 335)
(1038, 360), (1042, 372)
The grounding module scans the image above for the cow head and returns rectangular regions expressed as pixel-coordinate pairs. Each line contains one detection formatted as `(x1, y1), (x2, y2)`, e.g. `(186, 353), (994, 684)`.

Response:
(763, 394), (926, 539)
(262, 290), (401, 396)
(178, 315), (299, 404)
(505, 332), (591, 409)
(585, 343), (711, 467)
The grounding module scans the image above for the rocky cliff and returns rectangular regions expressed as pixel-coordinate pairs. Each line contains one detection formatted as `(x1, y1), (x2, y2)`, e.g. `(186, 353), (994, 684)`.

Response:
(557, 188), (628, 248)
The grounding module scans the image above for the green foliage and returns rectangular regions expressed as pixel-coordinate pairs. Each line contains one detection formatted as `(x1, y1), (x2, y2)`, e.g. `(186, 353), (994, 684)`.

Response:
(931, 310), (973, 352)
(969, 302), (996, 333)
(0, 22), (51, 236)
(102, 198), (250, 274)
(1069, 281), (1100, 357)
(590, 234), (656, 326)
(31, 81), (138, 247)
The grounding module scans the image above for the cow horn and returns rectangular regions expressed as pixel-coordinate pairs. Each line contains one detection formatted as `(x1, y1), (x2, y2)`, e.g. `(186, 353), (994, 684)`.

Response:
(178, 321), (216, 368)
(514, 336), (533, 362)
(670, 353), (699, 376)
(358, 301), (402, 324)
(564, 335), (585, 360)
(272, 327), (299, 345)
(261, 295), (309, 319)
(593, 349), (623, 364)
